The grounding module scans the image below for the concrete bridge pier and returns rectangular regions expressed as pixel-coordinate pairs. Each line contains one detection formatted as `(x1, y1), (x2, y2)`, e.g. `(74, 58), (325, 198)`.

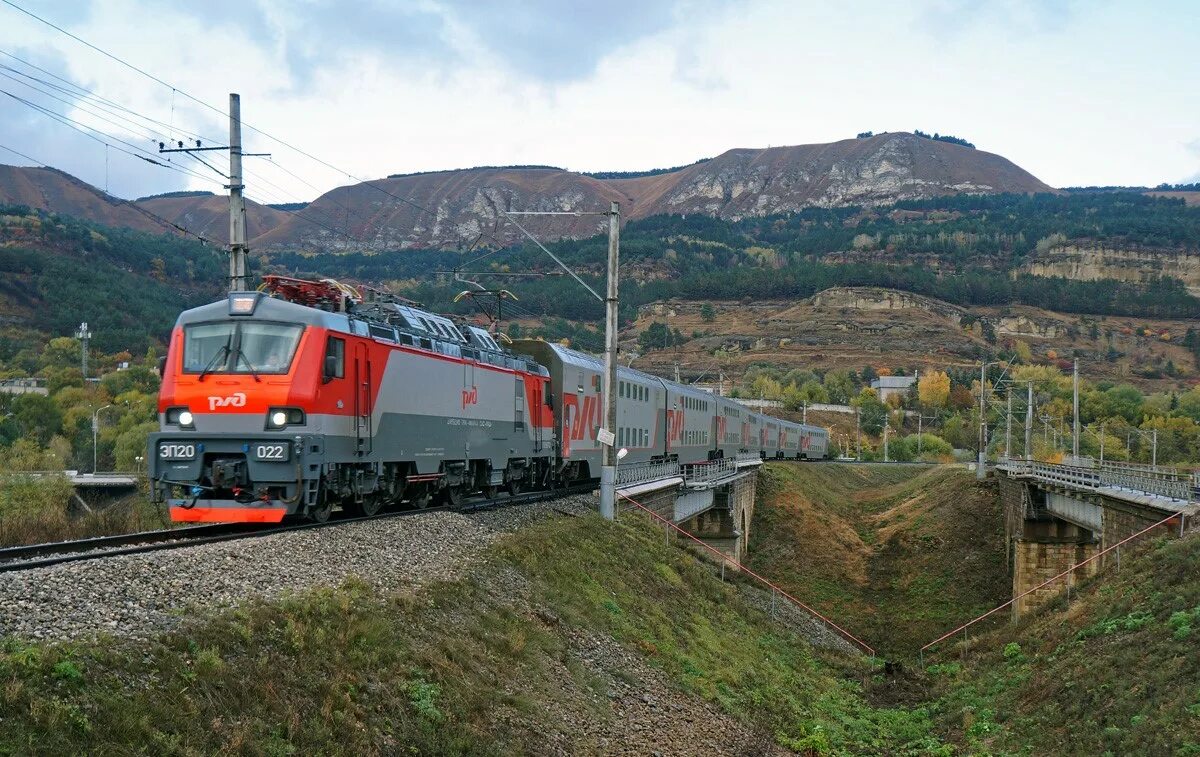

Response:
(998, 465), (1194, 619)
(615, 457), (761, 564)
(678, 474), (757, 563)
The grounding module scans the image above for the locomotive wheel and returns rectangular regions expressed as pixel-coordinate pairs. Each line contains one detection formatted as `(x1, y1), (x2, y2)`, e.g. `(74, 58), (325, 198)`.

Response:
(308, 498), (333, 523)
(441, 485), (462, 508)
(348, 493), (384, 518)
(483, 485), (498, 500)
(507, 478), (521, 496)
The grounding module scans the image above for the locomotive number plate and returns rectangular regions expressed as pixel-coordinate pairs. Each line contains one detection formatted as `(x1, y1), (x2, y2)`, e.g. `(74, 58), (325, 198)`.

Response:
(158, 443), (196, 461)
(254, 443), (289, 461)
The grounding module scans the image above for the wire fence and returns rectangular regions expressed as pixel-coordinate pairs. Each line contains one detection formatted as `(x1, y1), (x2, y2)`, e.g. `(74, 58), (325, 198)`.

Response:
(617, 490), (876, 657)
(918, 509), (1189, 665)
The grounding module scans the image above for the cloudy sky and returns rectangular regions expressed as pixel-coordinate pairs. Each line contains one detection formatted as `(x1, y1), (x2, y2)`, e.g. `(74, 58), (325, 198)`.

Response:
(0, 0), (1197, 202)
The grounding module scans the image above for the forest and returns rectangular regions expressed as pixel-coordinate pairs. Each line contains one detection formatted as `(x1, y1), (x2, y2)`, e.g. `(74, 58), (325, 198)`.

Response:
(273, 192), (1200, 327)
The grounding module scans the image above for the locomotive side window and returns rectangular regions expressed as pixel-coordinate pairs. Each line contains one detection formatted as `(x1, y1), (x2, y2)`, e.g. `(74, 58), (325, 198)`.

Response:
(324, 336), (345, 380)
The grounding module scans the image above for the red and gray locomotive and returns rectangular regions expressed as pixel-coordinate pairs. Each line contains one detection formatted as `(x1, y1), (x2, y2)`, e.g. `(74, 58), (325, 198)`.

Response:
(148, 276), (829, 523)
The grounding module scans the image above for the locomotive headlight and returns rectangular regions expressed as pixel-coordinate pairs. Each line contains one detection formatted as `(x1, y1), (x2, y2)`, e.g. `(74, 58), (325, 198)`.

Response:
(266, 407), (305, 430)
(165, 407), (195, 429)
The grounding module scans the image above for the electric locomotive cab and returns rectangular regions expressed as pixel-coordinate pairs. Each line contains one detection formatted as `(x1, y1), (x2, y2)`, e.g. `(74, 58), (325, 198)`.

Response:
(149, 291), (338, 523)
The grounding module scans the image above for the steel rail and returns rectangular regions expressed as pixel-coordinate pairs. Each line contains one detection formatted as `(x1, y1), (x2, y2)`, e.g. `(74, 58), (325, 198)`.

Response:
(0, 484), (593, 574)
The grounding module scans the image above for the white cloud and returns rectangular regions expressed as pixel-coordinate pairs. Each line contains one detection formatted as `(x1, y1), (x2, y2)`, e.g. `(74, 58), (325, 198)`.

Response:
(0, 0), (1197, 200)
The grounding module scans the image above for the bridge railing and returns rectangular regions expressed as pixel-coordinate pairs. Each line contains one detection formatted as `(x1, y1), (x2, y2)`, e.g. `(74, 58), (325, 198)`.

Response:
(615, 460), (681, 488)
(615, 453), (764, 489)
(998, 459), (1196, 504)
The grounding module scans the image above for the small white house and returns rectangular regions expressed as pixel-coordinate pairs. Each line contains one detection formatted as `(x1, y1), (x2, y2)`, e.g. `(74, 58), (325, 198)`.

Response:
(870, 374), (918, 404)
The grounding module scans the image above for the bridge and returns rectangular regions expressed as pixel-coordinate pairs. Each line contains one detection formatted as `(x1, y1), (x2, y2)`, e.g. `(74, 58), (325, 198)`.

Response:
(994, 458), (1197, 617)
(0, 471), (140, 512)
(614, 452), (764, 561)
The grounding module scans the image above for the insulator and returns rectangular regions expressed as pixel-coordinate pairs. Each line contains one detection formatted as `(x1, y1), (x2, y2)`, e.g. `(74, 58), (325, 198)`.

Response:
(177, 140), (183, 148)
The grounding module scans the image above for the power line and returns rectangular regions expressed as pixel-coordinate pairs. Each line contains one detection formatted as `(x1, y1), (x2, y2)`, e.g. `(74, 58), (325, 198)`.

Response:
(0, 1), (514, 248)
(0, 87), (224, 188)
(0, 140), (213, 243)
(0, 49), (222, 146)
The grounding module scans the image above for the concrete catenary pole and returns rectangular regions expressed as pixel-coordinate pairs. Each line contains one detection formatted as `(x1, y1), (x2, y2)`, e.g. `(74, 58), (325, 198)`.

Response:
(228, 93), (248, 292)
(598, 201), (621, 521)
(1005, 392), (1012, 460)
(1072, 359), (1080, 461)
(856, 408), (861, 460)
(977, 361), (987, 479)
(883, 423), (889, 462)
(1025, 383), (1033, 461)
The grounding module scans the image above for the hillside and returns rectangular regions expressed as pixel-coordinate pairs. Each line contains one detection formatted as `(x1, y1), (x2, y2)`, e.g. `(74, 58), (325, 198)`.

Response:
(0, 164), (164, 234)
(251, 166), (625, 251)
(627, 288), (1200, 390)
(0, 205), (223, 353)
(2, 132), (1055, 251)
(0, 503), (952, 754)
(137, 192), (290, 243)
(748, 464), (1009, 655)
(246, 132), (1054, 250)
(928, 525), (1200, 754)
(611, 132), (1052, 220)
(0, 165), (290, 244)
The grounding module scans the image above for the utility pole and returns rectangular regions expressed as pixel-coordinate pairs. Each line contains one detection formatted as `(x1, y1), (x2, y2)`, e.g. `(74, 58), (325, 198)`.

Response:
(228, 93), (247, 292)
(1099, 422), (1106, 464)
(883, 423), (890, 462)
(1005, 392), (1012, 460)
(855, 408), (861, 461)
(75, 321), (92, 379)
(977, 361), (987, 480)
(802, 401), (808, 424)
(1072, 359), (1080, 461)
(917, 413), (923, 457)
(674, 362), (681, 383)
(1025, 383), (1033, 461)
(159, 93), (267, 292)
(599, 201), (621, 521)
(1152, 429), (1158, 470)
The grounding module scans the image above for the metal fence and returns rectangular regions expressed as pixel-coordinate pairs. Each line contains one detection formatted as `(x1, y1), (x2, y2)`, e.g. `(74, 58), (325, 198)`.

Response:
(615, 453), (762, 489)
(615, 460), (681, 488)
(999, 460), (1197, 504)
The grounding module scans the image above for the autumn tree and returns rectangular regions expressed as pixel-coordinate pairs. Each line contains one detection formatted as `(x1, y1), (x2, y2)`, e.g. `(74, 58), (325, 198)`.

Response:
(917, 370), (951, 408)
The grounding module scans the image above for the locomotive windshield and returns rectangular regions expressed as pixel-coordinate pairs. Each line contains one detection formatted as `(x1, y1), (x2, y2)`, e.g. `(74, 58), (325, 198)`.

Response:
(183, 321), (304, 375)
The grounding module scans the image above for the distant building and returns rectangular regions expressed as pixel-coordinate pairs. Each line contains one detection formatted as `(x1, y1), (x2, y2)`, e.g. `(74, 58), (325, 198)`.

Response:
(0, 378), (48, 396)
(871, 374), (918, 403)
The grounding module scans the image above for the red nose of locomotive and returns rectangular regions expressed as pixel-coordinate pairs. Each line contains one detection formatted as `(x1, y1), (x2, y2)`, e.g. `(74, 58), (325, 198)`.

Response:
(148, 293), (327, 523)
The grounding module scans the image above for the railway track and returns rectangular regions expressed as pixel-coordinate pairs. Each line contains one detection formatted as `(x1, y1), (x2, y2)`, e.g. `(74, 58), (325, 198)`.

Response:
(0, 484), (593, 574)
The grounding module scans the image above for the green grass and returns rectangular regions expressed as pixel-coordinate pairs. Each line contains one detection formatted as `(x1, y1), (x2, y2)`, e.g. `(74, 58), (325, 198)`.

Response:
(749, 463), (1009, 656)
(0, 477), (171, 548)
(0, 509), (952, 755)
(926, 533), (1200, 755)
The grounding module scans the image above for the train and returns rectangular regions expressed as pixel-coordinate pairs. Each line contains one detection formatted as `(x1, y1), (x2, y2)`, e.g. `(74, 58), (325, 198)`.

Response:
(148, 276), (830, 523)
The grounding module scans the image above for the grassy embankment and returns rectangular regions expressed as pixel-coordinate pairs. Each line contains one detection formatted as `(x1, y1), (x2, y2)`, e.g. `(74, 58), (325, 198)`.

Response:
(749, 463), (1009, 656)
(0, 508), (953, 755)
(926, 529), (1200, 755)
(751, 461), (1200, 754)
(0, 476), (168, 548)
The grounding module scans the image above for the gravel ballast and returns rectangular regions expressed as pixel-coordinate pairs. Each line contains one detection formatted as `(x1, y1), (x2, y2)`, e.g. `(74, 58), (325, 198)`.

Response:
(0, 495), (594, 643)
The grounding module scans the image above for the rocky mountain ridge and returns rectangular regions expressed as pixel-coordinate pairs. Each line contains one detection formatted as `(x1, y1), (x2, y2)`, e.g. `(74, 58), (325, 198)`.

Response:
(1, 132), (1052, 251)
